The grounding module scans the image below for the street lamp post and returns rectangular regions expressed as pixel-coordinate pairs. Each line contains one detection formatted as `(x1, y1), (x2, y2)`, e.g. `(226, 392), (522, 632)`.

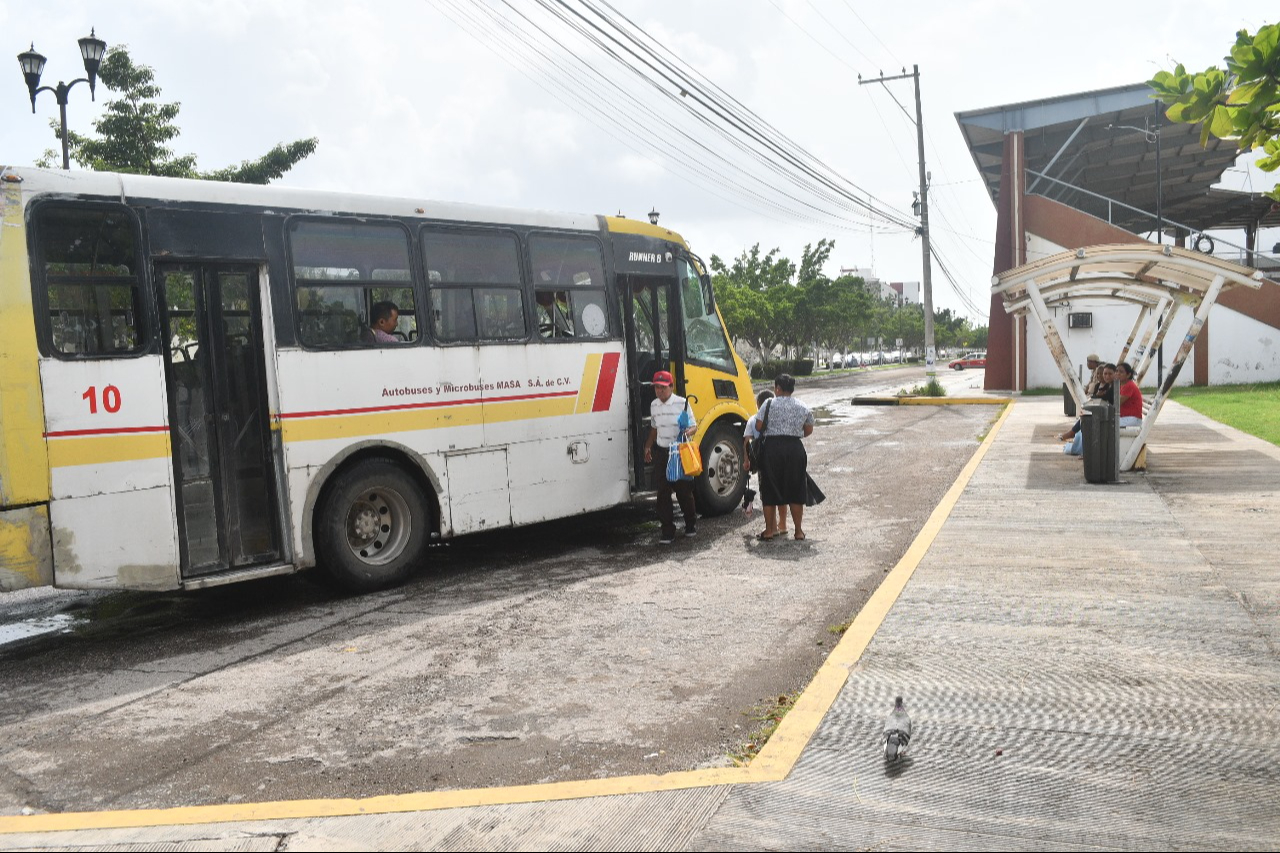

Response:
(17, 28), (107, 170)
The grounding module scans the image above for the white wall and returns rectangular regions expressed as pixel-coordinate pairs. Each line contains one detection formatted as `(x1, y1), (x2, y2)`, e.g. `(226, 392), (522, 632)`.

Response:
(892, 281), (921, 305)
(1023, 298), (1197, 389)
(1207, 308), (1280, 384)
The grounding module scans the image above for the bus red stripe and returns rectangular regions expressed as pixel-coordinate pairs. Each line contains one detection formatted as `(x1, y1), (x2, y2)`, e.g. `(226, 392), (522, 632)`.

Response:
(280, 389), (579, 420)
(44, 425), (169, 438)
(591, 352), (620, 412)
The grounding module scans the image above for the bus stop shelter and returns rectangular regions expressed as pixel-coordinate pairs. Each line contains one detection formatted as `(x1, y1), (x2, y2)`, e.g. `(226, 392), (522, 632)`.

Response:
(993, 243), (1267, 471)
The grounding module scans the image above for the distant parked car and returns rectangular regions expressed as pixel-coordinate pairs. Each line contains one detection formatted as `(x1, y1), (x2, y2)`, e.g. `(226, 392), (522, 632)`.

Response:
(948, 352), (987, 370)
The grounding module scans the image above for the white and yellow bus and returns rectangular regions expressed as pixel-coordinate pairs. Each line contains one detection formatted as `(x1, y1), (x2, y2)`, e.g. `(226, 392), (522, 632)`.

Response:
(0, 166), (755, 593)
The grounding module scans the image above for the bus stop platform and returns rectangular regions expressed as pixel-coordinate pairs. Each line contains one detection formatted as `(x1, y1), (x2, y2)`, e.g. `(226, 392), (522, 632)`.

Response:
(2, 396), (1278, 851)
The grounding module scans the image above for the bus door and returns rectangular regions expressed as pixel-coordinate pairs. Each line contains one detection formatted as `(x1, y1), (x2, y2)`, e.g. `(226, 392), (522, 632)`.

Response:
(157, 263), (282, 577)
(618, 272), (685, 488)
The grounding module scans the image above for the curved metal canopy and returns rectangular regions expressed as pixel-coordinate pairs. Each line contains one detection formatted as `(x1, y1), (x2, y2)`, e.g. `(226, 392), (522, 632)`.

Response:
(991, 243), (1268, 471)
(993, 244), (1268, 305)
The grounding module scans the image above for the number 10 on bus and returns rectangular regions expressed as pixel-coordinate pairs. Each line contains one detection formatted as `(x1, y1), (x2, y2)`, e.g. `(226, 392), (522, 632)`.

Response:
(82, 385), (123, 414)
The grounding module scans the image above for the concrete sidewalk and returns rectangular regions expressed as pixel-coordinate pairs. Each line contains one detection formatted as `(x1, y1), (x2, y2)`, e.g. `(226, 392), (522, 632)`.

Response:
(3, 397), (1278, 851)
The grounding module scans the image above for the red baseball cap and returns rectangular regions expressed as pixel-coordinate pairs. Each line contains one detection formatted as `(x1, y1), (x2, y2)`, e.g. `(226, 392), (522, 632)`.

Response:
(652, 370), (674, 386)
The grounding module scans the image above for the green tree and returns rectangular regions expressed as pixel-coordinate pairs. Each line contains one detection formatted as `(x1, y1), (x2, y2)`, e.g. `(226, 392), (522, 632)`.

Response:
(1149, 22), (1280, 200)
(789, 240), (836, 360)
(932, 307), (971, 351)
(710, 244), (795, 370)
(40, 45), (317, 183)
(825, 275), (873, 356)
(888, 302), (925, 352)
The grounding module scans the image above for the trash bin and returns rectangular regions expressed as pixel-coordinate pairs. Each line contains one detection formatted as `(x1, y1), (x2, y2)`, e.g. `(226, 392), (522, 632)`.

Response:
(1063, 383), (1076, 418)
(1082, 403), (1117, 484)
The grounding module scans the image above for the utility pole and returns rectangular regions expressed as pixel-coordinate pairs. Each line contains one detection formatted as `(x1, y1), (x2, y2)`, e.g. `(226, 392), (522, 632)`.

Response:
(859, 65), (936, 379)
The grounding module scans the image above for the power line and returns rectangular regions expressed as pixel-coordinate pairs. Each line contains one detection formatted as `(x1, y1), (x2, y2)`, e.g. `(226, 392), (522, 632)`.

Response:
(428, 0), (884, 232)
(547, 0), (898, 228)
(837, 0), (902, 69)
(564, 0), (919, 230)
(427, 0), (978, 300)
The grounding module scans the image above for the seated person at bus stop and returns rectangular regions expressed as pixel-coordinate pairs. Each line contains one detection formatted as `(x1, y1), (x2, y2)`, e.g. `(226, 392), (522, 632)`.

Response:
(1083, 352), (1104, 397)
(1057, 363), (1115, 444)
(643, 370), (697, 544)
(365, 301), (402, 344)
(1116, 361), (1143, 426)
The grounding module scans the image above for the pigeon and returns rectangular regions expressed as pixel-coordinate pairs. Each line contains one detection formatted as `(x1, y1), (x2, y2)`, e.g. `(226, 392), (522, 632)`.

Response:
(883, 696), (912, 762)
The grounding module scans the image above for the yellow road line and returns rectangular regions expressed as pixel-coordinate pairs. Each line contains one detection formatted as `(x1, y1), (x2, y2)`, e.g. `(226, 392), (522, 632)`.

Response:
(855, 396), (1012, 406)
(899, 396), (1012, 406)
(0, 401), (1015, 835)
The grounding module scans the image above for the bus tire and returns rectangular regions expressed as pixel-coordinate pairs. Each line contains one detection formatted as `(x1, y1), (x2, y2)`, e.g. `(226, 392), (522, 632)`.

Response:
(694, 422), (747, 516)
(316, 459), (430, 592)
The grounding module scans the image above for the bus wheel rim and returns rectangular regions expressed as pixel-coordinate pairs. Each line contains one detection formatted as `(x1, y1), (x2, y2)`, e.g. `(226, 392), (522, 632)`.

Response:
(344, 487), (413, 566)
(705, 437), (739, 497)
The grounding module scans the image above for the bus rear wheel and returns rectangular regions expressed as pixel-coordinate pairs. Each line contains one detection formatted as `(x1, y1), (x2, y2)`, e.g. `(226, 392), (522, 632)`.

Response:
(317, 459), (430, 592)
(694, 422), (746, 516)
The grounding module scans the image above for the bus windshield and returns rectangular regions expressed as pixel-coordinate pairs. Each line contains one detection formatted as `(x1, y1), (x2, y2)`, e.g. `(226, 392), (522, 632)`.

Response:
(679, 256), (733, 371)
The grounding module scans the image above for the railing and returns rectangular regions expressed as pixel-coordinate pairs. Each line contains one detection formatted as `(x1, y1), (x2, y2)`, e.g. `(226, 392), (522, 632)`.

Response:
(1024, 169), (1280, 270)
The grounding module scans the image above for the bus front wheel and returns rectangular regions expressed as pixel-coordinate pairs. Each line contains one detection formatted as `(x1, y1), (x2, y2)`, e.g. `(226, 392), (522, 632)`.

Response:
(694, 422), (747, 516)
(317, 459), (430, 592)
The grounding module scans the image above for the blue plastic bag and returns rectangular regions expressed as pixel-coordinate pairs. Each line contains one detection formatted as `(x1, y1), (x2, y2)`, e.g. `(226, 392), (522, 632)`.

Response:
(666, 442), (686, 481)
(667, 404), (695, 481)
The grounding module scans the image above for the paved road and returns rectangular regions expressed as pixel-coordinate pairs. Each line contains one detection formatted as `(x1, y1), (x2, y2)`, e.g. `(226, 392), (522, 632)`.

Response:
(0, 366), (998, 815)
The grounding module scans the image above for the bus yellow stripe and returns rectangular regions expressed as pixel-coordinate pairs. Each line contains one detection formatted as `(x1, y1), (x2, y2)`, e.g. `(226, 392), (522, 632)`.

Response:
(281, 396), (587, 444)
(0, 182), (51, 504)
(281, 403), (486, 443)
(484, 396), (577, 424)
(575, 353), (603, 414)
(46, 433), (172, 468)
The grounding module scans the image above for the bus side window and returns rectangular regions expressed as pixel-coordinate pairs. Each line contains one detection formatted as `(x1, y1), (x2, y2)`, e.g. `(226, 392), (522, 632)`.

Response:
(35, 204), (147, 357)
(421, 228), (523, 344)
(288, 219), (417, 348)
(476, 288), (526, 340)
(430, 287), (477, 342)
(528, 233), (610, 341)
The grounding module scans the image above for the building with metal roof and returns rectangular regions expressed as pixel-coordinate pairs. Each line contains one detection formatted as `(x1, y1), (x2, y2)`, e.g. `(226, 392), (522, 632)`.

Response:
(956, 82), (1280, 392)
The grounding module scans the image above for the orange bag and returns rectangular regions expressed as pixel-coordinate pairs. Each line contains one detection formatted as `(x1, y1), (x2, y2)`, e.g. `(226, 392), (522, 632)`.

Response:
(678, 440), (703, 477)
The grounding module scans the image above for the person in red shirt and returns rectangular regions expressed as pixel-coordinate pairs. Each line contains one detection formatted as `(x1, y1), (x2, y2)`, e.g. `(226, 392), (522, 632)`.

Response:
(1116, 362), (1143, 426)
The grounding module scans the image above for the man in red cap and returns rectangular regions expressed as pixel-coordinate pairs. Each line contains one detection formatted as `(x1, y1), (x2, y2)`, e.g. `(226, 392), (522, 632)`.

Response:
(643, 370), (697, 544)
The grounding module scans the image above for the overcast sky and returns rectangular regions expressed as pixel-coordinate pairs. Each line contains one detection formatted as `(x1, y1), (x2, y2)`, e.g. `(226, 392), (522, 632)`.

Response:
(3, 1), (1276, 322)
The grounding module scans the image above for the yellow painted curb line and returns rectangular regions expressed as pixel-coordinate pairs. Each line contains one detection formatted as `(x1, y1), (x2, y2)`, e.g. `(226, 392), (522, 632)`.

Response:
(853, 396), (1012, 406)
(0, 402), (1015, 836)
(899, 396), (1012, 406)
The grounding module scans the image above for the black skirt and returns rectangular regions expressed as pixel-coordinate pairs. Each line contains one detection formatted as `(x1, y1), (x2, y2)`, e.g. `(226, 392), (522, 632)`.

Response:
(758, 436), (808, 506)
